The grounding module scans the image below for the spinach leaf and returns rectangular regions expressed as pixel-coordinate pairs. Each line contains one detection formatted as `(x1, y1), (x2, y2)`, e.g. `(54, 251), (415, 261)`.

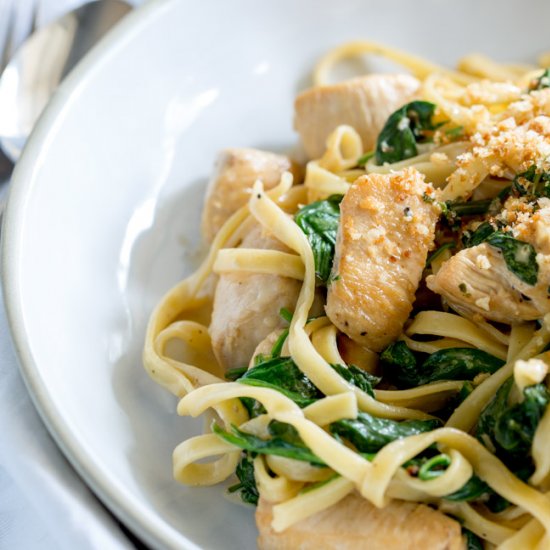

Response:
(426, 242), (456, 267)
(356, 151), (374, 167)
(270, 328), (289, 358)
(494, 383), (550, 455)
(484, 463), (534, 513)
(445, 125), (465, 140)
(330, 412), (441, 454)
(477, 378), (513, 448)
(213, 421), (325, 466)
(295, 195), (343, 283)
(419, 348), (504, 386)
(381, 341), (503, 388)
(463, 528), (484, 550)
(380, 341), (419, 386)
(486, 231), (538, 285)
(238, 356), (321, 407)
(512, 164), (550, 198)
(462, 221), (496, 248)
(405, 452), (490, 502)
(417, 453), (451, 480)
(375, 101), (438, 164)
(477, 378), (550, 462)
(228, 453), (259, 505)
(530, 68), (550, 91)
(330, 364), (381, 397)
(444, 475), (489, 502)
(225, 365), (248, 381)
(446, 198), (493, 218)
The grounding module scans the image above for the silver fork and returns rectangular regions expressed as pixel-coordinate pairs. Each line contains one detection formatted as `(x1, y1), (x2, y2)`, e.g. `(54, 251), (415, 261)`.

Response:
(0, 0), (39, 189)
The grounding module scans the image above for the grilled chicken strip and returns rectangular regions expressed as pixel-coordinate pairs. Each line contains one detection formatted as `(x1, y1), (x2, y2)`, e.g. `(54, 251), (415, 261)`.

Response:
(326, 169), (439, 352)
(427, 202), (550, 323)
(201, 148), (301, 242)
(256, 494), (464, 550)
(294, 74), (420, 160)
(210, 223), (301, 371)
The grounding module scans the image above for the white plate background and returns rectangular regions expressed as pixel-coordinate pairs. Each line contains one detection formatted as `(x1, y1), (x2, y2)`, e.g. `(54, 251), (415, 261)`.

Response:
(3, 0), (550, 547)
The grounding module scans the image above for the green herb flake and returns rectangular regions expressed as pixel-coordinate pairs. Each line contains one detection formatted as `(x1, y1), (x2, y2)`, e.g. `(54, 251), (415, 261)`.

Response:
(422, 193), (435, 204)
(445, 125), (465, 139)
(458, 282), (471, 297)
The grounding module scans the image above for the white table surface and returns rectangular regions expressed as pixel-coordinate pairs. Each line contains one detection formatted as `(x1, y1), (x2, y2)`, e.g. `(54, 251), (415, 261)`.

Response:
(0, 0), (144, 548)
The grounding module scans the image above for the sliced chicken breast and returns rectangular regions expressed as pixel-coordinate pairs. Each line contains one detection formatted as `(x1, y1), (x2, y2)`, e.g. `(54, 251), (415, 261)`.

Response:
(256, 493), (464, 550)
(294, 74), (420, 160)
(326, 169), (439, 352)
(202, 148), (301, 242)
(427, 241), (550, 324)
(210, 224), (301, 370)
(428, 197), (550, 323)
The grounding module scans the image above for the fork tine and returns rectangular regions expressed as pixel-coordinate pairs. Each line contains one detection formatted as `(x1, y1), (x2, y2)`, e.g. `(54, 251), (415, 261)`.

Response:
(29, 0), (40, 35)
(0, 5), (15, 72)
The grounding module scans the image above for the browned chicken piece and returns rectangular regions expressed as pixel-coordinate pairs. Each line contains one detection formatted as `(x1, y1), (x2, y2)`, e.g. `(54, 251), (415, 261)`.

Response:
(426, 244), (550, 322)
(201, 148), (302, 242)
(427, 201), (550, 323)
(294, 74), (420, 160)
(256, 493), (464, 550)
(326, 169), (439, 352)
(209, 224), (301, 370)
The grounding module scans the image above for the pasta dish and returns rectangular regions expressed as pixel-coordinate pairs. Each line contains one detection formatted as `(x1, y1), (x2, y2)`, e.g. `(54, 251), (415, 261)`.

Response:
(143, 42), (550, 549)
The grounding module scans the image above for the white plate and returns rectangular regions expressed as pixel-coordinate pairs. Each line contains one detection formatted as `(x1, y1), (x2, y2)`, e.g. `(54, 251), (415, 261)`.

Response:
(3, 0), (550, 547)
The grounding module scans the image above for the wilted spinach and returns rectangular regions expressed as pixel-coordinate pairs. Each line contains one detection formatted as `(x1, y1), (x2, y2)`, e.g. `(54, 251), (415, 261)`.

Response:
(380, 341), (503, 388)
(213, 421), (325, 466)
(375, 101), (438, 164)
(477, 378), (550, 468)
(330, 412), (441, 454)
(529, 68), (550, 91)
(228, 453), (259, 505)
(462, 221), (496, 248)
(426, 242), (456, 267)
(461, 223), (539, 285)
(485, 231), (538, 285)
(330, 363), (381, 397)
(512, 164), (550, 198)
(445, 198), (493, 221)
(238, 356), (321, 407)
(494, 383), (550, 454)
(295, 194), (343, 283)
(463, 528), (484, 550)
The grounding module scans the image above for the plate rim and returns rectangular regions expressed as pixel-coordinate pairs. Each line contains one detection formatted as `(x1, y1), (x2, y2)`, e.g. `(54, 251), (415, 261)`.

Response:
(0, 0), (201, 548)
